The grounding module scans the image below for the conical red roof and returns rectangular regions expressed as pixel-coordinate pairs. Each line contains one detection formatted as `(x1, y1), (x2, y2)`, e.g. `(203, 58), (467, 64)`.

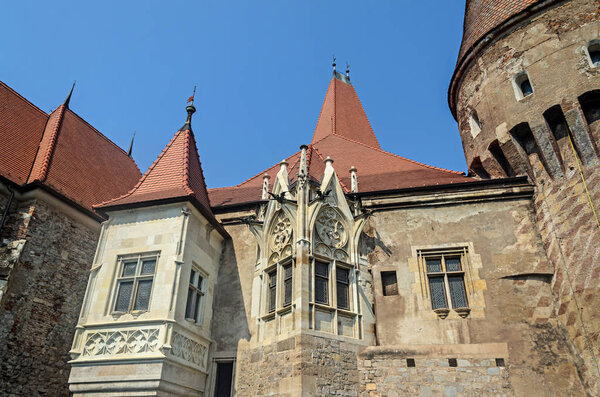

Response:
(312, 72), (380, 149)
(98, 122), (212, 214)
(209, 74), (472, 208)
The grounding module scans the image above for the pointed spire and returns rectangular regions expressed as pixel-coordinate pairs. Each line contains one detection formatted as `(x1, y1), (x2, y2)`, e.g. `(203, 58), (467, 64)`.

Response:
(180, 104), (196, 132)
(63, 81), (76, 108)
(127, 132), (135, 157)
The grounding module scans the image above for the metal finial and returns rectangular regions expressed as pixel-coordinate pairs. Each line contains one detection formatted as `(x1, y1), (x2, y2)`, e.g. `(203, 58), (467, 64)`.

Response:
(332, 55), (336, 73)
(346, 62), (350, 77)
(63, 81), (76, 108)
(127, 132), (135, 157)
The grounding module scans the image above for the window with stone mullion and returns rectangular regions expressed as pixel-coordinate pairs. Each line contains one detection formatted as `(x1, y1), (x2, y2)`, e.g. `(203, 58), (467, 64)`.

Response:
(185, 269), (204, 322)
(114, 255), (157, 313)
(425, 255), (468, 311)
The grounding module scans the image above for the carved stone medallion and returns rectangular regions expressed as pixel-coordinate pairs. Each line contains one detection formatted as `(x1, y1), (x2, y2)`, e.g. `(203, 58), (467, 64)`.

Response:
(269, 212), (292, 253)
(315, 207), (348, 249)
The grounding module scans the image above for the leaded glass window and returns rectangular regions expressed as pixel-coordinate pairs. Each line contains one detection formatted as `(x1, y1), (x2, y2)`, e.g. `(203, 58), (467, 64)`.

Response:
(315, 262), (329, 304)
(283, 264), (293, 307)
(336, 267), (350, 310)
(185, 268), (205, 323)
(113, 254), (158, 313)
(425, 254), (468, 311)
(268, 270), (277, 312)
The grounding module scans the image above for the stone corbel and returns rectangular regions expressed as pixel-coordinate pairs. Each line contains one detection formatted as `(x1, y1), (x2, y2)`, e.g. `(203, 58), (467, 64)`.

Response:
(434, 308), (450, 319)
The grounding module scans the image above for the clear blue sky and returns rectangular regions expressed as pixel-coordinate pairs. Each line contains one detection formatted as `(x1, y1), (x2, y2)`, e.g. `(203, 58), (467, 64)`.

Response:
(2, 1), (467, 189)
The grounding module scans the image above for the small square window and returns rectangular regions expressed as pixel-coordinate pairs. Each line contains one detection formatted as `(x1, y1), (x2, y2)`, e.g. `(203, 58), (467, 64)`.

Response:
(406, 358), (416, 367)
(448, 358), (458, 367)
(587, 41), (600, 67)
(513, 72), (533, 100)
(381, 271), (398, 296)
(495, 358), (505, 367)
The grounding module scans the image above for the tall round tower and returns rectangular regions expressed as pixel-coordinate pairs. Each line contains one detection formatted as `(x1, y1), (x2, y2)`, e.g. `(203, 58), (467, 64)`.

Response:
(450, 0), (600, 393)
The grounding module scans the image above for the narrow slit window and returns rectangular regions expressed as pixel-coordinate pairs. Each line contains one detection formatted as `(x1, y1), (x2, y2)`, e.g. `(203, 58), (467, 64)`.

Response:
(268, 270), (277, 313)
(314, 262), (329, 305)
(381, 271), (398, 296)
(336, 267), (350, 310)
(283, 264), (293, 307)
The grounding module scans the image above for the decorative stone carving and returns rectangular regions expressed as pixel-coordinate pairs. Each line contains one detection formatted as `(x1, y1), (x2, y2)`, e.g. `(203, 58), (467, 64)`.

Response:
(170, 332), (208, 369)
(315, 243), (332, 258)
(315, 207), (348, 249)
(269, 212), (292, 254)
(82, 328), (160, 357)
(334, 249), (349, 262)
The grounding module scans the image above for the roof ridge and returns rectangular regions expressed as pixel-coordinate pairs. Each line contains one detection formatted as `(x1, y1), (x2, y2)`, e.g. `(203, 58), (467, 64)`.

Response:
(31, 105), (66, 182)
(186, 128), (213, 206)
(181, 130), (194, 196)
(228, 149), (302, 188)
(65, 108), (141, 174)
(331, 134), (465, 175)
(0, 80), (48, 118)
(96, 129), (183, 207)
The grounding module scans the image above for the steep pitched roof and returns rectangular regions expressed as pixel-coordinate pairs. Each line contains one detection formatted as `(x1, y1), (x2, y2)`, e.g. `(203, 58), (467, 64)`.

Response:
(311, 72), (380, 148)
(97, 107), (212, 216)
(209, 74), (472, 208)
(27, 106), (142, 212)
(0, 81), (48, 185)
(0, 80), (141, 217)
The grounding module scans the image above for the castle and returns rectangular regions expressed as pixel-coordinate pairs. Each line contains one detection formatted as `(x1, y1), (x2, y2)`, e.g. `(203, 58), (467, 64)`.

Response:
(1, 0), (599, 395)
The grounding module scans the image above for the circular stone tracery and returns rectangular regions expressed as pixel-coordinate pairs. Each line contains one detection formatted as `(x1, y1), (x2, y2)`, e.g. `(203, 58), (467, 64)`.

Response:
(315, 207), (348, 249)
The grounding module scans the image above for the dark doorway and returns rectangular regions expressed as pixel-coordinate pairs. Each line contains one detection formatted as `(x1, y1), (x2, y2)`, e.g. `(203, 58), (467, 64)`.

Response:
(214, 361), (234, 397)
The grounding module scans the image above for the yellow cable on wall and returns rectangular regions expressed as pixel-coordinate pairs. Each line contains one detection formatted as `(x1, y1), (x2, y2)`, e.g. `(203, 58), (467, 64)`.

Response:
(567, 134), (600, 230)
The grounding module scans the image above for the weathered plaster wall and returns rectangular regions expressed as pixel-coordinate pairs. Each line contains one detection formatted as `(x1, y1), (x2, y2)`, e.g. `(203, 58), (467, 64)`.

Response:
(0, 197), (98, 396)
(362, 197), (585, 395)
(453, 0), (600, 392)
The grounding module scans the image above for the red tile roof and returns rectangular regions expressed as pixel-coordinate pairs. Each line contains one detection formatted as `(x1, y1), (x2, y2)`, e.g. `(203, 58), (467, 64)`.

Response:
(98, 118), (212, 216)
(311, 73), (380, 149)
(209, 75), (472, 208)
(0, 80), (141, 218)
(0, 82), (48, 185)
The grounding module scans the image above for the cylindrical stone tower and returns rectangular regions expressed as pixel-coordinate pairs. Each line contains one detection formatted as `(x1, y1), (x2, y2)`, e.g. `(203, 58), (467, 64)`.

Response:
(450, 0), (600, 393)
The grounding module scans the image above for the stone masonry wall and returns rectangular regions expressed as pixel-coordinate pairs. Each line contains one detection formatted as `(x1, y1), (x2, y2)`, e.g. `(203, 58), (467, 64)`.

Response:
(453, 0), (600, 392)
(0, 198), (98, 396)
(236, 334), (361, 396)
(358, 350), (512, 397)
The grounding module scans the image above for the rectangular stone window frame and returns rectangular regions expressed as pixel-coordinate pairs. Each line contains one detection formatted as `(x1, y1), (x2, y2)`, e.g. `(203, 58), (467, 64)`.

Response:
(309, 254), (361, 338)
(416, 246), (473, 319)
(111, 251), (160, 315)
(261, 258), (294, 319)
(381, 270), (399, 296)
(185, 264), (208, 325)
